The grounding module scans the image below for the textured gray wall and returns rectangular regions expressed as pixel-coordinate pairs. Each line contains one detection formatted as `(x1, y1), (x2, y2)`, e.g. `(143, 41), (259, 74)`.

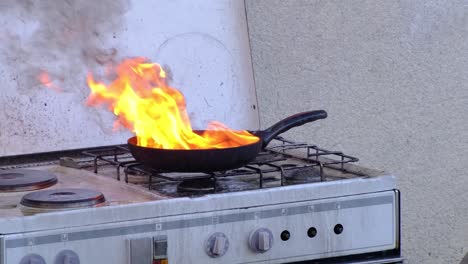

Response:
(246, 1), (468, 263)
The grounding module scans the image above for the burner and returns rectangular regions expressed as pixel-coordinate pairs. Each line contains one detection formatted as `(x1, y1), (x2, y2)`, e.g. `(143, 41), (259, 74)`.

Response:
(20, 188), (106, 209)
(177, 178), (217, 193)
(153, 178), (256, 197)
(0, 169), (57, 192)
(284, 166), (322, 185)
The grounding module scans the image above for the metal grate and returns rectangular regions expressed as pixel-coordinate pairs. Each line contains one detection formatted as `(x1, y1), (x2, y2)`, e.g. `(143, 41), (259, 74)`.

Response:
(81, 137), (359, 191)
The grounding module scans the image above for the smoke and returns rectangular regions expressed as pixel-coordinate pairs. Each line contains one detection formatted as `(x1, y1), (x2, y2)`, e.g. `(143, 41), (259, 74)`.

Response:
(0, 0), (129, 94)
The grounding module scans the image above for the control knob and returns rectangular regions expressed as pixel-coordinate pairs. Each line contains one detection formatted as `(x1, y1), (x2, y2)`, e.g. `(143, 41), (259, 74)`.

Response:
(19, 254), (46, 264)
(55, 250), (80, 264)
(249, 228), (274, 253)
(205, 232), (229, 258)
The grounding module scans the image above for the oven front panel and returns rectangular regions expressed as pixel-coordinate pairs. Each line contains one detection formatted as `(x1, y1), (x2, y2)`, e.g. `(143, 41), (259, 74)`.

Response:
(2, 191), (398, 264)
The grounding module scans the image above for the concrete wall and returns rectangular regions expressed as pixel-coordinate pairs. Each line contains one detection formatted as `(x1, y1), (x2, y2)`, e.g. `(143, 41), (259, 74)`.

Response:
(246, 1), (468, 263)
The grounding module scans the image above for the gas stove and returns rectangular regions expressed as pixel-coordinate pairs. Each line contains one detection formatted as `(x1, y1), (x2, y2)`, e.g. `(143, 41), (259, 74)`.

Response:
(0, 137), (402, 264)
(0, 2), (402, 263)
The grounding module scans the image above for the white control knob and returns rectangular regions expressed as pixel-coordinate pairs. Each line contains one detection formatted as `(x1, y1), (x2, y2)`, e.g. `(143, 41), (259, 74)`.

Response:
(249, 228), (274, 253)
(55, 250), (80, 264)
(205, 232), (229, 258)
(19, 254), (46, 264)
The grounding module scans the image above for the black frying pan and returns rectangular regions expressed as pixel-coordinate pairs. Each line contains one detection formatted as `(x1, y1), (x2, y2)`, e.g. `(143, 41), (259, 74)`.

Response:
(128, 110), (327, 172)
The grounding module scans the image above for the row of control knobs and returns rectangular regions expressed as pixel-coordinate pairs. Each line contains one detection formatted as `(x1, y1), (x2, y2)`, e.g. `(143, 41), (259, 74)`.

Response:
(20, 250), (79, 264)
(206, 228), (274, 258)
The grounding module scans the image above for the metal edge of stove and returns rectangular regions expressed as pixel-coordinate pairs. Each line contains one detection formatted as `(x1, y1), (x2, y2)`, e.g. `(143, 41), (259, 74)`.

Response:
(295, 256), (404, 264)
(0, 235), (4, 264)
(348, 257), (404, 264)
(0, 174), (396, 235)
(394, 189), (403, 262)
(327, 257), (404, 264)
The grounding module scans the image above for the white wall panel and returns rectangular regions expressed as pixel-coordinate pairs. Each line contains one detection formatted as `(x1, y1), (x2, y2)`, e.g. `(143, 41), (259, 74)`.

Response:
(0, 0), (259, 156)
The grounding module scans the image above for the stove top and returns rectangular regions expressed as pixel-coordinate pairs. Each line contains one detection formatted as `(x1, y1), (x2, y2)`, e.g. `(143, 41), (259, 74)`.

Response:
(0, 165), (161, 218)
(59, 137), (370, 198)
(0, 137), (382, 216)
(0, 138), (401, 264)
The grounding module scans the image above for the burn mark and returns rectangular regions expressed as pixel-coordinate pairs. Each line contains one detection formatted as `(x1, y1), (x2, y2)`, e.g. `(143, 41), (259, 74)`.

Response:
(203, 97), (212, 107)
(162, 64), (174, 83)
(82, 48), (118, 66)
(0, 0), (130, 94)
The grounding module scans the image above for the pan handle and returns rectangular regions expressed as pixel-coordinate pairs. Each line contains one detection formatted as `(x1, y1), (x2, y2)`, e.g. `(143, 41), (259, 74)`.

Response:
(257, 110), (327, 148)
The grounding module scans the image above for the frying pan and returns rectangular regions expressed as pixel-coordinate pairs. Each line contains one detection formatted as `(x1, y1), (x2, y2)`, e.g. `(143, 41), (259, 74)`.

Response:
(128, 110), (327, 172)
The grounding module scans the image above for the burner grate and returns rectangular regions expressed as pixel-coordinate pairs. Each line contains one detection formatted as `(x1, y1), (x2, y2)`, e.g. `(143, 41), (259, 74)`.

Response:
(78, 137), (359, 194)
(82, 146), (136, 180)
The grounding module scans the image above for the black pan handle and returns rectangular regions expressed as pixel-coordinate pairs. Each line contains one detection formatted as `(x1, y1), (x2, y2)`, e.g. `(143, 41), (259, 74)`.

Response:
(256, 110), (327, 148)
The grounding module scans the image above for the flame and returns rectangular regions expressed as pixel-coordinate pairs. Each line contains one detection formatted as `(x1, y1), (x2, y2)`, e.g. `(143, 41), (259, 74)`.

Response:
(38, 71), (62, 92)
(86, 57), (259, 149)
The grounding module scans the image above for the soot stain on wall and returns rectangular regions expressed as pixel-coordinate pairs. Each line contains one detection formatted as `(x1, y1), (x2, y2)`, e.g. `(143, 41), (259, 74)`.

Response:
(0, 0), (130, 94)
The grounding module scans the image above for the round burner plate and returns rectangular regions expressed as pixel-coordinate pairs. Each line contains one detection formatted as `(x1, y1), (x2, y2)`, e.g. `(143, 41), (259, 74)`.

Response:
(177, 178), (217, 193)
(0, 169), (57, 192)
(20, 188), (106, 209)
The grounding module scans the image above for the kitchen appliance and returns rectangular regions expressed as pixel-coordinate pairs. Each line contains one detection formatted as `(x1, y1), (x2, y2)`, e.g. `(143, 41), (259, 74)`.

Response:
(0, 0), (402, 263)
(0, 136), (402, 264)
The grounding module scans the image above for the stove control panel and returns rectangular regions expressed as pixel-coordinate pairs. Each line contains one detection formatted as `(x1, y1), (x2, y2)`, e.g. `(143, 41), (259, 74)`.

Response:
(3, 190), (398, 264)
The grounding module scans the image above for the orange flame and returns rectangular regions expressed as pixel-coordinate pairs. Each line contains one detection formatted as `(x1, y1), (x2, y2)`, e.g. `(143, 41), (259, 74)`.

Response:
(86, 57), (259, 149)
(38, 71), (62, 92)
